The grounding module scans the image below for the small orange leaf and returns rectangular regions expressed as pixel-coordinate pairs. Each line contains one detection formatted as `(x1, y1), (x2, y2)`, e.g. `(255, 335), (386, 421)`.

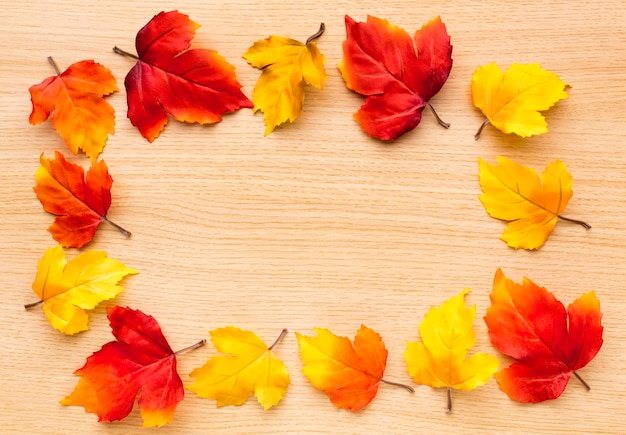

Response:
(29, 57), (118, 163)
(296, 325), (412, 411)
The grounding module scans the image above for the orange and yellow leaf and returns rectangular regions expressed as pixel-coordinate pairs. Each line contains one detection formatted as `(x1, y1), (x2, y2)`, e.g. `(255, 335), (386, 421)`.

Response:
(29, 58), (117, 163)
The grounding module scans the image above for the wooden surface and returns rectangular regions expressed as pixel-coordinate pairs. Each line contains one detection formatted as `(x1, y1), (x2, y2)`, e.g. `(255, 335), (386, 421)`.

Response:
(1, 1), (625, 433)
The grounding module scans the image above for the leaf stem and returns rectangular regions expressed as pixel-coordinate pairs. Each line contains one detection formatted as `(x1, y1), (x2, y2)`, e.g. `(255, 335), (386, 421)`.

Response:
(558, 215), (591, 229)
(573, 371), (591, 391)
(446, 387), (452, 413)
(47, 56), (61, 76)
(474, 119), (490, 140)
(113, 46), (139, 60)
(24, 300), (44, 310)
(427, 103), (450, 128)
(175, 339), (207, 355)
(306, 23), (325, 45)
(380, 378), (415, 393)
(269, 328), (288, 351)
(102, 215), (132, 238)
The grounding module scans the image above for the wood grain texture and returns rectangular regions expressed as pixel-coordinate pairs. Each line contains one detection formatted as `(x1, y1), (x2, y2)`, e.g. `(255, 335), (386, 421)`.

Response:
(1, 0), (625, 433)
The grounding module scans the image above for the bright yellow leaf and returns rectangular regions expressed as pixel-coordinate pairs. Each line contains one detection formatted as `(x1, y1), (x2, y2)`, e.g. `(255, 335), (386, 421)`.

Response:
(27, 245), (137, 335)
(478, 157), (590, 250)
(472, 62), (568, 138)
(188, 327), (290, 410)
(405, 289), (498, 411)
(243, 24), (327, 135)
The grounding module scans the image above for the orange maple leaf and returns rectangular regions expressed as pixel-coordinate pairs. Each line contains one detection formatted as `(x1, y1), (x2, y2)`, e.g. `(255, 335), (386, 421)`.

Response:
(33, 151), (130, 248)
(29, 57), (118, 163)
(296, 325), (413, 411)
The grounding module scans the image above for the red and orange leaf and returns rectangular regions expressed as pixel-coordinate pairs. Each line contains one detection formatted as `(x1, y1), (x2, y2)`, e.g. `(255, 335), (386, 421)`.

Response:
(296, 325), (391, 411)
(61, 306), (202, 427)
(338, 15), (452, 140)
(33, 152), (130, 248)
(115, 10), (253, 142)
(484, 269), (603, 403)
(29, 57), (117, 163)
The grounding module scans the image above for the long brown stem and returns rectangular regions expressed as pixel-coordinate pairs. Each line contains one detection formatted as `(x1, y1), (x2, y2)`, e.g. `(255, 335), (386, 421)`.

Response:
(47, 56), (61, 75)
(24, 300), (44, 310)
(427, 103), (450, 128)
(380, 378), (415, 393)
(558, 215), (591, 229)
(269, 328), (288, 350)
(474, 119), (490, 140)
(113, 46), (139, 60)
(446, 387), (452, 413)
(175, 339), (206, 355)
(102, 215), (132, 238)
(306, 23), (325, 44)
(573, 371), (591, 391)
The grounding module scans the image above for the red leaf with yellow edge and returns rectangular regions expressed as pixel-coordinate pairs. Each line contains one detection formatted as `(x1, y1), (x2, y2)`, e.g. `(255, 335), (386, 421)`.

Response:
(338, 15), (452, 140)
(114, 10), (253, 142)
(296, 325), (413, 411)
(484, 269), (603, 403)
(61, 306), (205, 427)
(29, 57), (118, 163)
(405, 289), (499, 412)
(33, 151), (130, 248)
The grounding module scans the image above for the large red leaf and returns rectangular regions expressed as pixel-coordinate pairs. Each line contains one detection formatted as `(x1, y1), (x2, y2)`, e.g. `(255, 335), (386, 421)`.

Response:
(61, 306), (201, 427)
(484, 269), (603, 402)
(115, 10), (253, 142)
(338, 15), (452, 140)
(33, 151), (129, 248)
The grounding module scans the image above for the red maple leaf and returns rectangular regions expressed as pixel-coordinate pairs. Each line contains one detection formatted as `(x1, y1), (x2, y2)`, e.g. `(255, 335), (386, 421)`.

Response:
(338, 15), (452, 140)
(484, 268), (603, 402)
(61, 306), (205, 427)
(33, 151), (130, 248)
(114, 10), (253, 142)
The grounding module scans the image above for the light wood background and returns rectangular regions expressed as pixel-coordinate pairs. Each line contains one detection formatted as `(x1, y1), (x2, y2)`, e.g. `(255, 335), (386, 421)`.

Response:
(1, 1), (625, 433)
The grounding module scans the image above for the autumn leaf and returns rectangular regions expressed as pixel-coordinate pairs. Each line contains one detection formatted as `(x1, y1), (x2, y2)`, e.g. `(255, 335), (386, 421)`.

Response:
(405, 289), (499, 412)
(33, 151), (130, 248)
(478, 157), (590, 250)
(29, 57), (118, 163)
(61, 306), (205, 427)
(296, 325), (413, 411)
(243, 23), (327, 135)
(113, 10), (253, 142)
(24, 245), (137, 335)
(484, 269), (603, 402)
(188, 327), (290, 409)
(472, 62), (569, 139)
(338, 15), (452, 140)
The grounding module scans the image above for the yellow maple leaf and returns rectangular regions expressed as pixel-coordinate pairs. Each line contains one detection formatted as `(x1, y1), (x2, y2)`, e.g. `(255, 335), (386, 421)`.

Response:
(478, 157), (590, 250)
(188, 327), (290, 410)
(405, 289), (499, 412)
(472, 62), (568, 139)
(25, 245), (138, 335)
(243, 23), (327, 135)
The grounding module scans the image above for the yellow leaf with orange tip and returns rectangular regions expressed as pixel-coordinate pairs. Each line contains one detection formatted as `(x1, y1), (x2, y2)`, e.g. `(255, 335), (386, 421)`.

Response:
(188, 327), (290, 409)
(26, 245), (137, 334)
(478, 156), (590, 250)
(243, 24), (327, 135)
(472, 62), (568, 139)
(405, 289), (499, 411)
